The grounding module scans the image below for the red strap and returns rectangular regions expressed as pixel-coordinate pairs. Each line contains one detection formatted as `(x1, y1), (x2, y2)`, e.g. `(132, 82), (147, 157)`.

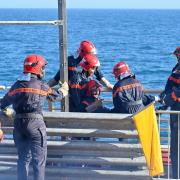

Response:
(171, 91), (180, 102)
(69, 83), (87, 90)
(68, 66), (76, 71)
(169, 76), (180, 84)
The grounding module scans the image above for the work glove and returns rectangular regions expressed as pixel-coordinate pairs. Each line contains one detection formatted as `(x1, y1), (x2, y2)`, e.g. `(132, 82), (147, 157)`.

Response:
(86, 99), (103, 112)
(154, 96), (161, 102)
(158, 91), (166, 104)
(2, 107), (15, 120)
(58, 81), (69, 97)
(0, 86), (5, 90)
(107, 83), (114, 90)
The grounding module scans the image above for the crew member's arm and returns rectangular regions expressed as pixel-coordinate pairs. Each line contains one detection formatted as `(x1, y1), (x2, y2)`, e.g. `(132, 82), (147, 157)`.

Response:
(94, 67), (113, 90)
(0, 85), (15, 118)
(48, 70), (60, 87)
(45, 82), (68, 102)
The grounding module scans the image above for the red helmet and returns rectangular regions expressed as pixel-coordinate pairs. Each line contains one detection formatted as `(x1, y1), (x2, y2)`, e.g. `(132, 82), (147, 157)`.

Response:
(173, 46), (180, 58)
(80, 54), (100, 71)
(24, 54), (47, 76)
(113, 61), (130, 78)
(77, 40), (97, 58)
(86, 80), (102, 96)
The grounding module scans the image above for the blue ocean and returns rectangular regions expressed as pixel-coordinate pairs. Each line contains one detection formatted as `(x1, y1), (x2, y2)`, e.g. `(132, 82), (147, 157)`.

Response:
(0, 9), (180, 93)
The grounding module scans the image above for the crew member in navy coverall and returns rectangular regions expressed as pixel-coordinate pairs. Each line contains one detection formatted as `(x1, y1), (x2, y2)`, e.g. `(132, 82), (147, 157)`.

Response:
(160, 46), (180, 179)
(69, 54), (101, 112)
(0, 55), (68, 180)
(81, 80), (110, 113)
(111, 61), (155, 114)
(48, 40), (113, 90)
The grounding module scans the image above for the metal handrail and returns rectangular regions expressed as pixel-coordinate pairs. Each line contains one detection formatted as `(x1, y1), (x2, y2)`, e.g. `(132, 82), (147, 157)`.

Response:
(0, 20), (63, 25)
(0, 85), (163, 93)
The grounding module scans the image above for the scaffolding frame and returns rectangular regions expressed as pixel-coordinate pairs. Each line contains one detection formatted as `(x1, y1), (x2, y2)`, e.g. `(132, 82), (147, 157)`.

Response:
(0, 0), (68, 111)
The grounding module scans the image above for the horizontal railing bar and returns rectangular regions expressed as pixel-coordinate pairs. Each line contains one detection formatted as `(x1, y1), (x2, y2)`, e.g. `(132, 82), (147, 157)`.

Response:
(156, 110), (180, 114)
(0, 85), (163, 93)
(102, 87), (163, 94)
(0, 20), (63, 25)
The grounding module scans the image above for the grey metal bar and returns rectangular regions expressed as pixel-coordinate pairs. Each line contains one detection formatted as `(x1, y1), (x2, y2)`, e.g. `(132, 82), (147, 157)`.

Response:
(102, 87), (163, 94)
(58, 0), (69, 112)
(167, 115), (170, 179)
(0, 20), (63, 25)
(178, 114), (180, 179)
(157, 110), (180, 114)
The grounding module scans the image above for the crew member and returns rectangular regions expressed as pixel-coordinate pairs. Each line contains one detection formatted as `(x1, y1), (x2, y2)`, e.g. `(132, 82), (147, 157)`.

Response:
(160, 46), (180, 179)
(111, 61), (155, 114)
(0, 54), (68, 180)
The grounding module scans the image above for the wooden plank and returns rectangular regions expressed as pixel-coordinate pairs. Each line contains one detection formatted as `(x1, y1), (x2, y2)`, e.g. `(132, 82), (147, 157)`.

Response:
(0, 112), (134, 130)
(0, 147), (143, 158)
(0, 155), (146, 166)
(2, 127), (138, 138)
(0, 140), (142, 153)
(0, 164), (150, 179)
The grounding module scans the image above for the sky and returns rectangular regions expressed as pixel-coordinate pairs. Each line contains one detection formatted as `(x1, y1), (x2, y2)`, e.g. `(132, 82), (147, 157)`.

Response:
(0, 0), (180, 9)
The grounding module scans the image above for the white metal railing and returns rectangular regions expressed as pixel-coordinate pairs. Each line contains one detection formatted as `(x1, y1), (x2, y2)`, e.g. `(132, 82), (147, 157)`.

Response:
(0, 20), (63, 25)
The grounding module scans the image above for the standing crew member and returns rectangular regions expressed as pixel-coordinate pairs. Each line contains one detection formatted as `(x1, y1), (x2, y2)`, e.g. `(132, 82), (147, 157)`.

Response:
(111, 61), (155, 114)
(48, 40), (113, 89)
(0, 54), (68, 180)
(160, 46), (180, 179)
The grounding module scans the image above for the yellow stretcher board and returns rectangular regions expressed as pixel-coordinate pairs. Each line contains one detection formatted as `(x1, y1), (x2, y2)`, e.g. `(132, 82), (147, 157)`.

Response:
(133, 103), (164, 177)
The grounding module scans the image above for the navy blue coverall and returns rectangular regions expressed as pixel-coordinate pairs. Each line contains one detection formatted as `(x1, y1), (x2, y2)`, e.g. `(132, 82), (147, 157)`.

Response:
(0, 75), (63, 180)
(163, 63), (180, 179)
(111, 75), (155, 114)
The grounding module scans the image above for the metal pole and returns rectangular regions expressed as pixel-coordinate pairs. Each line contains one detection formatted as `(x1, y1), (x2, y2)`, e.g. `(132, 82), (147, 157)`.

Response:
(58, 0), (69, 112)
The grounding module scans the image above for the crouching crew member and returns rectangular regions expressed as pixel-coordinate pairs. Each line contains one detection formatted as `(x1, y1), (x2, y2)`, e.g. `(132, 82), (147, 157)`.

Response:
(111, 61), (155, 114)
(81, 80), (110, 113)
(0, 54), (68, 180)
(69, 54), (101, 112)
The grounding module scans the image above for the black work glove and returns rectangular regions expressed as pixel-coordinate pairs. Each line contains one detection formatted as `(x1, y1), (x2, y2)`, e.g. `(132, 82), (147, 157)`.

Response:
(158, 91), (166, 104)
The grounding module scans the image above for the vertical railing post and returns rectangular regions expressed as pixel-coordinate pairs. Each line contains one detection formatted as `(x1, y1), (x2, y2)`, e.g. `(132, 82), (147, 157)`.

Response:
(58, 0), (69, 112)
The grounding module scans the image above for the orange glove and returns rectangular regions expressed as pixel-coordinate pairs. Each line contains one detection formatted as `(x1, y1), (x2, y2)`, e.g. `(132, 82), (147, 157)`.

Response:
(0, 129), (4, 142)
